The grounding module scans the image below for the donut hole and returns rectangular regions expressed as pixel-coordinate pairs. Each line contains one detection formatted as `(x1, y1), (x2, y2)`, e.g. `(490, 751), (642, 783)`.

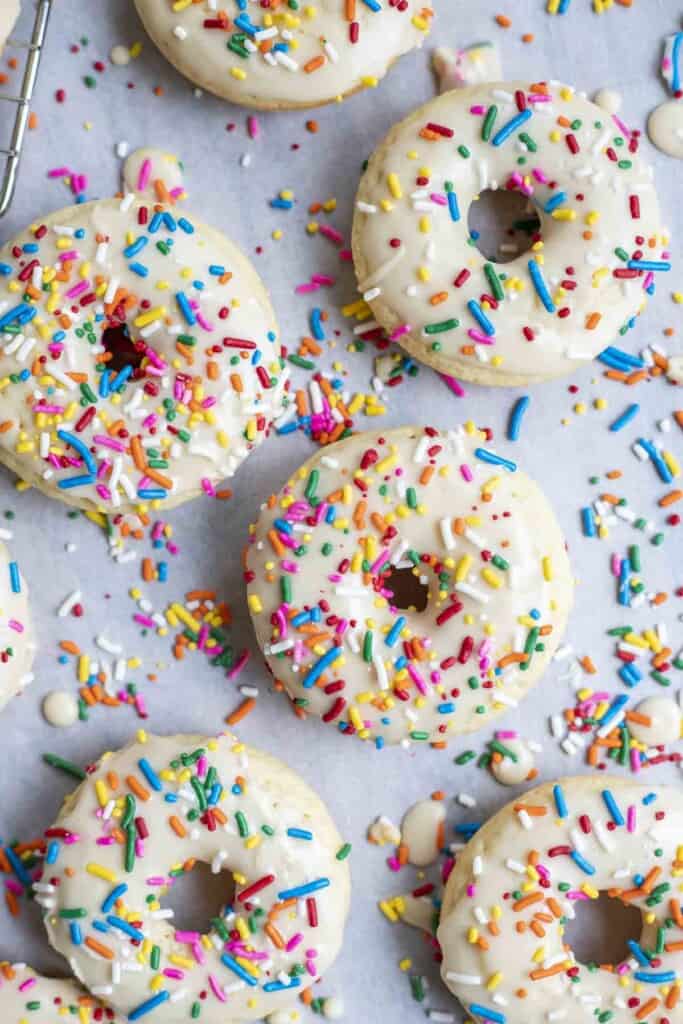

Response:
(467, 188), (541, 264)
(162, 860), (236, 935)
(102, 322), (145, 373)
(383, 565), (429, 612)
(563, 892), (643, 968)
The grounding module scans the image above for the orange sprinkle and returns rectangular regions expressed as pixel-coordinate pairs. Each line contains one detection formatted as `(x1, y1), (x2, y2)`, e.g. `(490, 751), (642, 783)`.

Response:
(85, 937), (115, 960)
(226, 697), (256, 726)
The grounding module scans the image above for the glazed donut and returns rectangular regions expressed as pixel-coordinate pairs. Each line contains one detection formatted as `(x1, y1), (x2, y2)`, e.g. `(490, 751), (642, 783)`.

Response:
(352, 81), (666, 386)
(40, 732), (351, 1023)
(0, 180), (284, 514)
(133, 0), (433, 111)
(0, 538), (34, 712)
(438, 777), (683, 1024)
(245, 425), (573, 748)
(0, 963), (121, 1023)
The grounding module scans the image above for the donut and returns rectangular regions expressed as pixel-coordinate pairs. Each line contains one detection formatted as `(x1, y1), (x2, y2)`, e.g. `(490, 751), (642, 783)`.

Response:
(0, 538), (34, 712)
(0, 963), (121, 1023)
(245, 424), (573, 748)
(133, 0), (433, 111)
(0, 177), (285, 514)
(437, 777), (683, 1024)
(352, 81), (666, 386)
(40, 732), (351, 1023)
(0, 0), (19, 53)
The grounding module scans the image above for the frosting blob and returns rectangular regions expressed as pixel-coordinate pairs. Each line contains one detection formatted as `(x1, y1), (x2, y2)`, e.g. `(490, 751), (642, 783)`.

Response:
(0, 539), (34, 713)
(41, 733), (351, 1023)
(352, 81), (665, 386)
(648, 99), (683, 160)
(245, 425), (573, 748)
(0, 964), (122, 1024)
(0, 195), (284, 513)
(133, 0), (432, 110)
(438, 777), (683, 1024)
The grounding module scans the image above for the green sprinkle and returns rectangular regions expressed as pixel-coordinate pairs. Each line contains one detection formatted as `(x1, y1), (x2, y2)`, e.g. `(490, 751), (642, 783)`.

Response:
(336, 843), (352, 860)
(42, 753), (86, 781)
(424, 318), (459, 334)
(484, 263), (504, 301)
(482, 105), (498, 142)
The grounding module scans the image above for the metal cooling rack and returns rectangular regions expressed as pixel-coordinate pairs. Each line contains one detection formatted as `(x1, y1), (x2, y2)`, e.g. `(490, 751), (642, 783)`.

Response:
(0, 0), (53, 218)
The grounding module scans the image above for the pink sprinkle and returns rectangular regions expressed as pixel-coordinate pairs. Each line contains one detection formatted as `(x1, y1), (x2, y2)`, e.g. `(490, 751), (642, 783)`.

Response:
(137, 158), (152, 191)
(610, 554), (622, 577)
(286, 933), (304, 952)
(467, 328), (495, 345)
(247, 115), (260, 139)
(209, 974), (227, 1002)
(201, 478), (216, 497)
(295, 282), (320, 295)
(440, 373), (466, 398)
(319, 224), (343, 245)
(460, 463), (473, 482)
(48, 166), (71, 178)
(8, 620), (24, 633)
(227, 648), (250, 681)
(389, 323), (411, 341)
(311, 274), (335, 286)
(387, 855), (401, 872)
(18, 979), (36, 992)
(163, 968), (184, 980)
(626, 805), (636, 832)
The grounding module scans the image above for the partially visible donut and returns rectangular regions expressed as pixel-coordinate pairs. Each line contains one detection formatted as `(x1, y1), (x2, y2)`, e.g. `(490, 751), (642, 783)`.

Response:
(352, 81), (665, 386)
(0, 192), (284, 513)
(0, 0), (18, 54)
(245, 425), (573, 748)
(0, 538), (34, 712)
(438, 777), (683, 1024)
(133, 0), (433, 111)
(40, 732), (351, 1023)
(0, 963), (121, 1023)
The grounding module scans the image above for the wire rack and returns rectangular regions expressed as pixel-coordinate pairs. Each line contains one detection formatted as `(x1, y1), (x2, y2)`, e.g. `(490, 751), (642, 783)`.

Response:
(0, 0), (53, 219)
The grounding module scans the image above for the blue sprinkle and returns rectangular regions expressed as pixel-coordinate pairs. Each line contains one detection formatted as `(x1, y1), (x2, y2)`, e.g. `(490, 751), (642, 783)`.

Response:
(128, 991), (171, 1020)
(123, 237), (148, 259)
(385, 616), (406, 647)
(287, 828), (313, 840)
(570, 850), (596, 875)
(102, 883), (129, 914)
(528, 258), (556, 313)
(610, 404), (639, 432)
(543, 191), (568, 214)
(469, 1005), (506, 1024)
(138, 757), (163, 791)
(507, 396), (530, 441)
(310, 307), (325, 341)
(221, 954), (258, 986)
(301, 647), (343, 689)
(69, 921), (83, 945)
(467, 299), (496, 336)
(175, 291), (196, 326)
(263, 978), (301, 992)
(57, 473), (96, 491)
(277, 877), (330, 900)
(129, 262), (149, 278)
(8, 561), (20, 594)
(474, 448), (517, 472)
(491, 108), (532, 147)
(601, 789), (625, 826)
(581, 507), (596, 538)
(553, 784), (568, 819)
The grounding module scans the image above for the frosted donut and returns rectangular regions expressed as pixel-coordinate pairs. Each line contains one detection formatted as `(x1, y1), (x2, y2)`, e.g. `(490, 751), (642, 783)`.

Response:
(40, 732), (351, 1023)
(0, 538), (35, 712)
(438, 777), (683, 1024)
(352, 81), (666, 386)
(134, 0), (433, 111)
(0, 184), (285, 514)
(245, 425), (573, 748)
(0, 0), (19, 53)
(0, 963), (121, 1023)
